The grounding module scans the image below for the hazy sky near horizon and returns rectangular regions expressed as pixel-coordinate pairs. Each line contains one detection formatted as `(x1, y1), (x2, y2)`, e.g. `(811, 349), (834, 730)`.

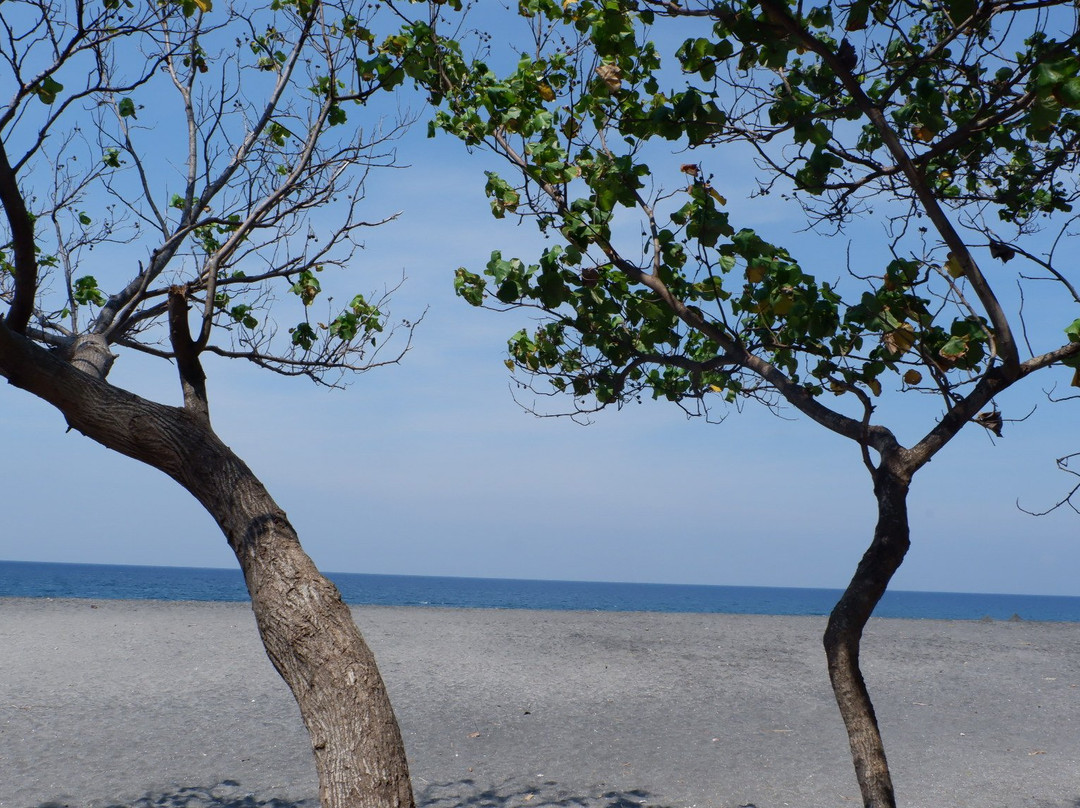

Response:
(3, 4), (1080, 597)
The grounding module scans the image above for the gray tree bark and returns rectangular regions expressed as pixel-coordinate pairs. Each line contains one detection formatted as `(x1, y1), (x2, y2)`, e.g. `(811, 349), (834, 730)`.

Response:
(0, 322), (415, 808)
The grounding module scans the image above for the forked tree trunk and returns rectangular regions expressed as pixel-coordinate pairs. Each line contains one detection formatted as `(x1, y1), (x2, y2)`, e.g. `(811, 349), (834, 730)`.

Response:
(824, 464), (911, 808)
(0, 325), (414, 808)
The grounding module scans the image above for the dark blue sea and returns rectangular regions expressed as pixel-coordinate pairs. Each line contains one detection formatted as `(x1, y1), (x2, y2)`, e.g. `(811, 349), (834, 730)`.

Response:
(2, 560), (1079, 621)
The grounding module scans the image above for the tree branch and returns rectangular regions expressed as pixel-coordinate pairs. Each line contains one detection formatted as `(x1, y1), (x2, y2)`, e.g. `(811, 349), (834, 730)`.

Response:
(758, 0), (1022, 377)
(167, 284), (210, 426)
(0, 140), (38, 334)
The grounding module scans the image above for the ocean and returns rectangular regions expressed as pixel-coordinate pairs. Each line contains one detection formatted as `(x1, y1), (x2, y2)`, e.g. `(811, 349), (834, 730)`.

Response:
(2, 559), (1080, 621)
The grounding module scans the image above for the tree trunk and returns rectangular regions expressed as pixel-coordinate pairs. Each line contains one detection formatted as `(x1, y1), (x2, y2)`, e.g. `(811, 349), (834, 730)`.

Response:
(0, 324), (414, 808)
(179, 435), (415, 808)
(824, 464), (911, 808)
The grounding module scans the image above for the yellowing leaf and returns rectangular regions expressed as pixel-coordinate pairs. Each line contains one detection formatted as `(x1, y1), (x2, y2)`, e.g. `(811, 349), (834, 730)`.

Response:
(706, 185), (727, 205)
(882, 322), (916, 355)
(944, 252), (965, 278)
(939, 335), (969, 360)
(866, 378), (882, 397)
(772, 289), (795, 315)
(563, 0), (578, 7)
(708, 384), (724, 393)
(193, 0), (212, 10)
(912, 125), (935, 142)
(538, 82), (555, 102)
(1072, 367), (1080, 388)
(903, 369), (923, 385)
(745, 264), (766, 284)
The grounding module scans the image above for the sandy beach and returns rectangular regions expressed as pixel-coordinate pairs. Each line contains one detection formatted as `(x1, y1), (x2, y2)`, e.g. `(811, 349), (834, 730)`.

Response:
(1, 599), (1078, 808)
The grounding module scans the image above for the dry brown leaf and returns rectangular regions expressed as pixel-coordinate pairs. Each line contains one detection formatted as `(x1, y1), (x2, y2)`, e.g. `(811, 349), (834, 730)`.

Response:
(882, 322), (915, 355)
(595, 63), (622, 92)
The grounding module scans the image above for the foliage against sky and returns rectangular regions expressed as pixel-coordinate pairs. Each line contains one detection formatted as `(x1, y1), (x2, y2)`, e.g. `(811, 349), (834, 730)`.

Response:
(0, 0), (420, 390)
(401, 0), (1080, 450)
(4, 1), (1080, 597)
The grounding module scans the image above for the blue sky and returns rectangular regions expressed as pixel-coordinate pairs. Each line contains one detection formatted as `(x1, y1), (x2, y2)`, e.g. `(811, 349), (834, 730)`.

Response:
(3, 5), (1080, 596)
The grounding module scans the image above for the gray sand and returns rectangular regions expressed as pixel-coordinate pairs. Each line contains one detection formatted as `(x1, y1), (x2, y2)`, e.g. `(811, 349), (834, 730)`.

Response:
(1, 600), (1078, 808)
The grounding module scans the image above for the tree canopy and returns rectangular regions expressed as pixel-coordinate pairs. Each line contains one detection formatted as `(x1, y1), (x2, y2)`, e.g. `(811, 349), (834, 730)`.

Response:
(0, 3), (424, 806)
(1, 0), (417, 399)
(423, 0), (1080, 442)
(399, 1), (1080, 805)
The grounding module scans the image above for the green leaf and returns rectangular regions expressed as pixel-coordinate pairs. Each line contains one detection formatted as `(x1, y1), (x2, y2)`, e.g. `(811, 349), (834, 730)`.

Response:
(328, 104), (347, 126)
(33, 76), (63, 105)
(290, 269), (322, 305)
(118, 97), (137, 118)
(1057, 77), (1080, 109)
(844, 0), (870, 31)
(73, 276), (106, 306)
(454, 268), (485, 306)
(266, 121), (293, 147)
(944, 0), (975, 23)
(329, 311), (360, 341)
(290, 322), (317, 350)
(1066, 318), (1080, 343)
(484, 171), (520, 219)
(229, 304), (258, 329)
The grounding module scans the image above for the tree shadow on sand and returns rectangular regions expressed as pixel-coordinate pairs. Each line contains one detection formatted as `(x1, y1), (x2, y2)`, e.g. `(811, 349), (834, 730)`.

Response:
(416, 777), (670, 808)
(35, 779), (667, 808)
(35, 780), (1080, 808)
(35, 781), (317, 808)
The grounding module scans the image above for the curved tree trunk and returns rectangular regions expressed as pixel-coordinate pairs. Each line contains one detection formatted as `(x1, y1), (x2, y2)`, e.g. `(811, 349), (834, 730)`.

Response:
(0, 325), (414, 808)
(180, 434), (415, 808)
(824, 463), (911, 808)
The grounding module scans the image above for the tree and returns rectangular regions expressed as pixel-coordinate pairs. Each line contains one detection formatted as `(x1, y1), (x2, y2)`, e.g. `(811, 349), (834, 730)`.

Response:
(0, 2), (421, 806)
(409, 1), (1080, 805)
